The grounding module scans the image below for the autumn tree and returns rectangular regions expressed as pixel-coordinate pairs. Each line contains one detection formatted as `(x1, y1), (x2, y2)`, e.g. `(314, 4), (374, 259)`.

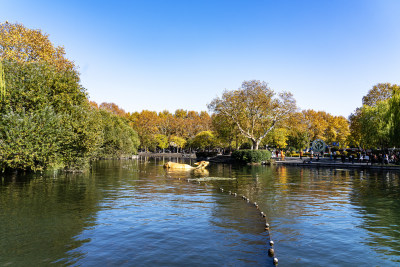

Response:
(324, 115), (350, 147)
(301, 110), (329, 141)
(208, 80), (297, 150)
(285, 112), (309, 150)
(157, 110), (174, 136)
(0, 22), (75, 71)
(171, 109), (188, 138)
(129, 110), (159, 151)
(99, 102), (126, 117)
(348, 108), (363, 148)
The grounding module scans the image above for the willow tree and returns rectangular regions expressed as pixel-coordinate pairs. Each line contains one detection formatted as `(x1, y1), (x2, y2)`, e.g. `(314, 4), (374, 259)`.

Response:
(208, 80), (297, 150)
(362, 83), (400, 107)
(0, 60), (5, 100)
(387, 89), (400, 147)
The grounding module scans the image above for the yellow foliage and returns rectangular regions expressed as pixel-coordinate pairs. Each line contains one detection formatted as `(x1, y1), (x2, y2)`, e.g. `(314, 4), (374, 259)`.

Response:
(0, 21), (75, 71)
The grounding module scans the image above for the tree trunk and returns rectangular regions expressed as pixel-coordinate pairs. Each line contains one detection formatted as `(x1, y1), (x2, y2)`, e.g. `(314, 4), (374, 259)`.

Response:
(252, 139), (259, 150)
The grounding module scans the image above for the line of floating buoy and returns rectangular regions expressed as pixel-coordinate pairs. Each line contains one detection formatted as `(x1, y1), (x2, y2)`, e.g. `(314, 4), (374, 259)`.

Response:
(185, 179), (278, 265)
(218, 187), (278, 265)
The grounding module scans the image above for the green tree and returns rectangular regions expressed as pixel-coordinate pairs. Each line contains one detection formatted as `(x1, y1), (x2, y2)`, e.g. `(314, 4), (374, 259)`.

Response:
(349, 83), (400, 149)
(0, 60), (100, 171)
(191, 131), (217, 151)
(208, 80), (297, 150)
(263, 128), (288, 149)
(360, 102), (390, 149)
(154, 134), (168, 152)
(169, 135), (186, 152)
(97, 109), (139, 158)
(0, 107), (65, 171)
(58, 105), (103, 170)
(0, 60), (86, 114)
(387, 89), (400, 147)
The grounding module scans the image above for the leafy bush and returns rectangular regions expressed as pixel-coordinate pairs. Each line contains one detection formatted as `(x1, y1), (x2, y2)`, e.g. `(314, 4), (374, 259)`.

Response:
(0, 107), (65, 171)
(232, 149), (272, 163)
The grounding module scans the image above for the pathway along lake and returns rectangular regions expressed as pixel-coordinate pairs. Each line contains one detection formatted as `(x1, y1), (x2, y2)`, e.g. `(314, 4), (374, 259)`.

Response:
(1, 158), (400, 266)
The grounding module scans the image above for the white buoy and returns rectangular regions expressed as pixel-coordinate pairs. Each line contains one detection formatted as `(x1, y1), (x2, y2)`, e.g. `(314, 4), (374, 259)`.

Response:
(269, 240), (274, 246)
(273, 257), (278, 265)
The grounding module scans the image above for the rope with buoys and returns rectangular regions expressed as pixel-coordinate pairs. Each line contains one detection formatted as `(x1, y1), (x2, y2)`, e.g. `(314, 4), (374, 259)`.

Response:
(220, 187), (279, 265)
(166, 168), (279, 265)
(184, 174), (279, 265)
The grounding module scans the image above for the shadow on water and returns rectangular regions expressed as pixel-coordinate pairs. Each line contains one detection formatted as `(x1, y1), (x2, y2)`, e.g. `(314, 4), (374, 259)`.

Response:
(350, 170), (400, 263)
(0, 171), (99, 266)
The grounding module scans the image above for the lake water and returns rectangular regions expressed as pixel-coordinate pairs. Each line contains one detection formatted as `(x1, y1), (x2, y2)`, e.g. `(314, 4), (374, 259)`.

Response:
(1, 158), (400, 266)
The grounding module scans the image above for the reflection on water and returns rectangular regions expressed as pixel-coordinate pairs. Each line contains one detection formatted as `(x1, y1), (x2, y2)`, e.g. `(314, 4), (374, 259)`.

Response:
(1, 159), (400, 266)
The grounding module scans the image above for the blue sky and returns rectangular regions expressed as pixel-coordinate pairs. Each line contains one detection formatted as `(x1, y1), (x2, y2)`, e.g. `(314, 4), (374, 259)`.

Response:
(1, 0), (400, 117)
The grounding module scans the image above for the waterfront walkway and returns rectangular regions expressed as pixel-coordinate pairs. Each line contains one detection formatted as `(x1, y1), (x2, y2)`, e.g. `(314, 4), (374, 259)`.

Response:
(274, 156), (400, 171)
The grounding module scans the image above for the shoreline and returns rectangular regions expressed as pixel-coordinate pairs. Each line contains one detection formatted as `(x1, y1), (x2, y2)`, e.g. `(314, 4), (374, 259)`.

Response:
(273, 157), (400, 171)
(138, 152), (196, 158)
(138, 153), (400, 171)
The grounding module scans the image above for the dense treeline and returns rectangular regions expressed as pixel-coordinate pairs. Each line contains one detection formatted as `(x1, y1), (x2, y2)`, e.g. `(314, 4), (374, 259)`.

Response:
(128, 109), (212, 152)
(1, 21), (398, 172)
(0, 22), (139, 172)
